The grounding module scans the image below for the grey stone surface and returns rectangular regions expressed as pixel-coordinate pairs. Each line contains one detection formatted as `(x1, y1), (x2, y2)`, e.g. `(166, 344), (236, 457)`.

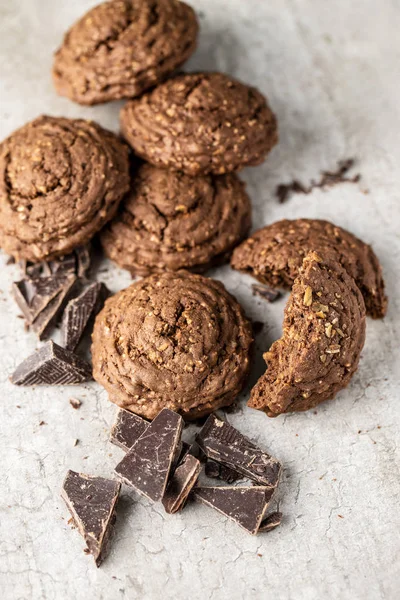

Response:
(0, 0), (399, 598)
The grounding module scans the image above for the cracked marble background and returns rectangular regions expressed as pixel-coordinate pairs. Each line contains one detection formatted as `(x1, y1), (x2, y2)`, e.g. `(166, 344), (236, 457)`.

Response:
(0, 0), (399, 598)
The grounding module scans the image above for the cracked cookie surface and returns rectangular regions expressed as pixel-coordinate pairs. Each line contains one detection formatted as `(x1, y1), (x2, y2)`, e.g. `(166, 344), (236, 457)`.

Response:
(53, 0), (198, 105)
(92, 271), (253, 419)
(0, 116), (130, 262)
(120, 72), (278, 175)
(100, 162), (251, 275)
(249, 251), (366, 416)
(231, 218), (387, 318)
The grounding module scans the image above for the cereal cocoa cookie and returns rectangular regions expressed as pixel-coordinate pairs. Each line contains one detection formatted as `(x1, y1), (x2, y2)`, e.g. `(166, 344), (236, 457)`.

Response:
(120, 72), (278, 175)
(53, 0), (198, 105)
(100, 162), (251, 275)
(0, 116), (130, 262)
(92, 271), (253, 419)
(249, 252), (366, 416)
(231, 218), (387, 319)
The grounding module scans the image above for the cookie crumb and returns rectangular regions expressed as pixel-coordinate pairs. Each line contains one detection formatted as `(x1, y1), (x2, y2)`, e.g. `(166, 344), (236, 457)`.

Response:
(69, 398), (82, 410)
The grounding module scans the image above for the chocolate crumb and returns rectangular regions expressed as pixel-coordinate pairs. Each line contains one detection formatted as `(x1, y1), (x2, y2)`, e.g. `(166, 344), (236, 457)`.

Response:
(39, 421), (46, 426)
(69, 398), (82, 410)
(276, 159), (361, 203)
(252, 284), (281, 302)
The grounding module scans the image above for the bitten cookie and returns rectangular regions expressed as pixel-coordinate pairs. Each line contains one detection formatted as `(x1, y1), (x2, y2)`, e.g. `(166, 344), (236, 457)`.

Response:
(92, 271), (253, 419)
(52, 0), (198, 105)
(0, 116), (130, 262)
(231, 218), (387, 319)
(100, 162), (252, 275)
(120, 72), (278, 175)
(249, 252), (366, 416)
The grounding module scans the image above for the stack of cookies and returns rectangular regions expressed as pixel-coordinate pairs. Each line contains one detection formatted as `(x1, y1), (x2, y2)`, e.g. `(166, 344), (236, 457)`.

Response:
(1, 0), (387, 423)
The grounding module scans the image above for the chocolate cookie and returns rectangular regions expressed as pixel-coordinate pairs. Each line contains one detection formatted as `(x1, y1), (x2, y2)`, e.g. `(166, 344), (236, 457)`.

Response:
(92, 271), (253, 419)
(100, 162), (251, 275)
(0, 116), (130, 262)
(231, 218), (387, 319)
(120, 72), (278, 175)
(249, 252), (366, 416)
(53, 0), (198, 105)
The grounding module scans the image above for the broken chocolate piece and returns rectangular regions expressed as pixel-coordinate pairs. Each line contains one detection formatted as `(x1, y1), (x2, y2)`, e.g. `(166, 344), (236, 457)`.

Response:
(114, 408), (183, 502)
(48, 253), (77, 276)
(62, 282), (109, 351)
(177, 441), (191, 465)
(20, 260), (52, 278)
(75, 246), (91, 278)
(12, 274), (73, 324)
(194, 486), (274, 535)
(110, 408), (148, 451)
(10, 340), (92, 386)
(69, 398), (82, 409)
(205, 460), (242, 484)
(252, 284), (281, 303)
(196, 415), (281, 489)
(31, 275), (77, 340)
(259, 511), (282, 532)
(162, 455), (201, 514)
(61, 470), (120, 567)
(205, 460), (221, 479)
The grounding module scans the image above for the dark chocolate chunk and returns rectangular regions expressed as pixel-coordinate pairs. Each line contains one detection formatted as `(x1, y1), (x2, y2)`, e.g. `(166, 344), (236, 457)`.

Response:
(193, 486), (274, 535)
(177, 441), (191, 465)
(62, 282), (109, 351)
(61, 470), (120, 567)
(252, 284), (281, 303)
(75, 246), (91, 278)
(48, 253), (77, 276)
(12, 274), (73, 324)
(162, 455), (201, 514)
(10, 340), (92, 386)
(20, 260), (52, 278)
(205, 460), (242, 484)
(196, 415), (281, 489)
(110, 408), (148, 451)
(31, 275), (77, 340)
(205, 460), (221, 479)
(114, 408), (183, 502)
(259, 511), (282, 532)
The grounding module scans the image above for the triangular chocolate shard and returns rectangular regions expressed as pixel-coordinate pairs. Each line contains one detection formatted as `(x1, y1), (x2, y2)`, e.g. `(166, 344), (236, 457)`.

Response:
(196, 415), (281, 489)
(259, 511), (282, 533)
(31, 275), (77, 340)
(162, 455), (201, 514)
(110, 408), (148, 451)
(62, 282), (109, 351)
(12, 274), (72, 324)
(193, 486), (274, 535)
(61, 470), (120, 567)
(114, 408), (183, 502)
(10, 340), (92, 386)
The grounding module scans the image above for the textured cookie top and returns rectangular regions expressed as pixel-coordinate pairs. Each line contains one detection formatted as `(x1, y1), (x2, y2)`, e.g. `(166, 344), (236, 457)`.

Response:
(120, 72), (278, 175)
(231, 218), (387, 319)
(0, 116), (130, 262)
(92, 271), (253, 419)
(53, 0), (198, 105)
(249, 252), (366, 416)
(100, 162), (251, 275)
